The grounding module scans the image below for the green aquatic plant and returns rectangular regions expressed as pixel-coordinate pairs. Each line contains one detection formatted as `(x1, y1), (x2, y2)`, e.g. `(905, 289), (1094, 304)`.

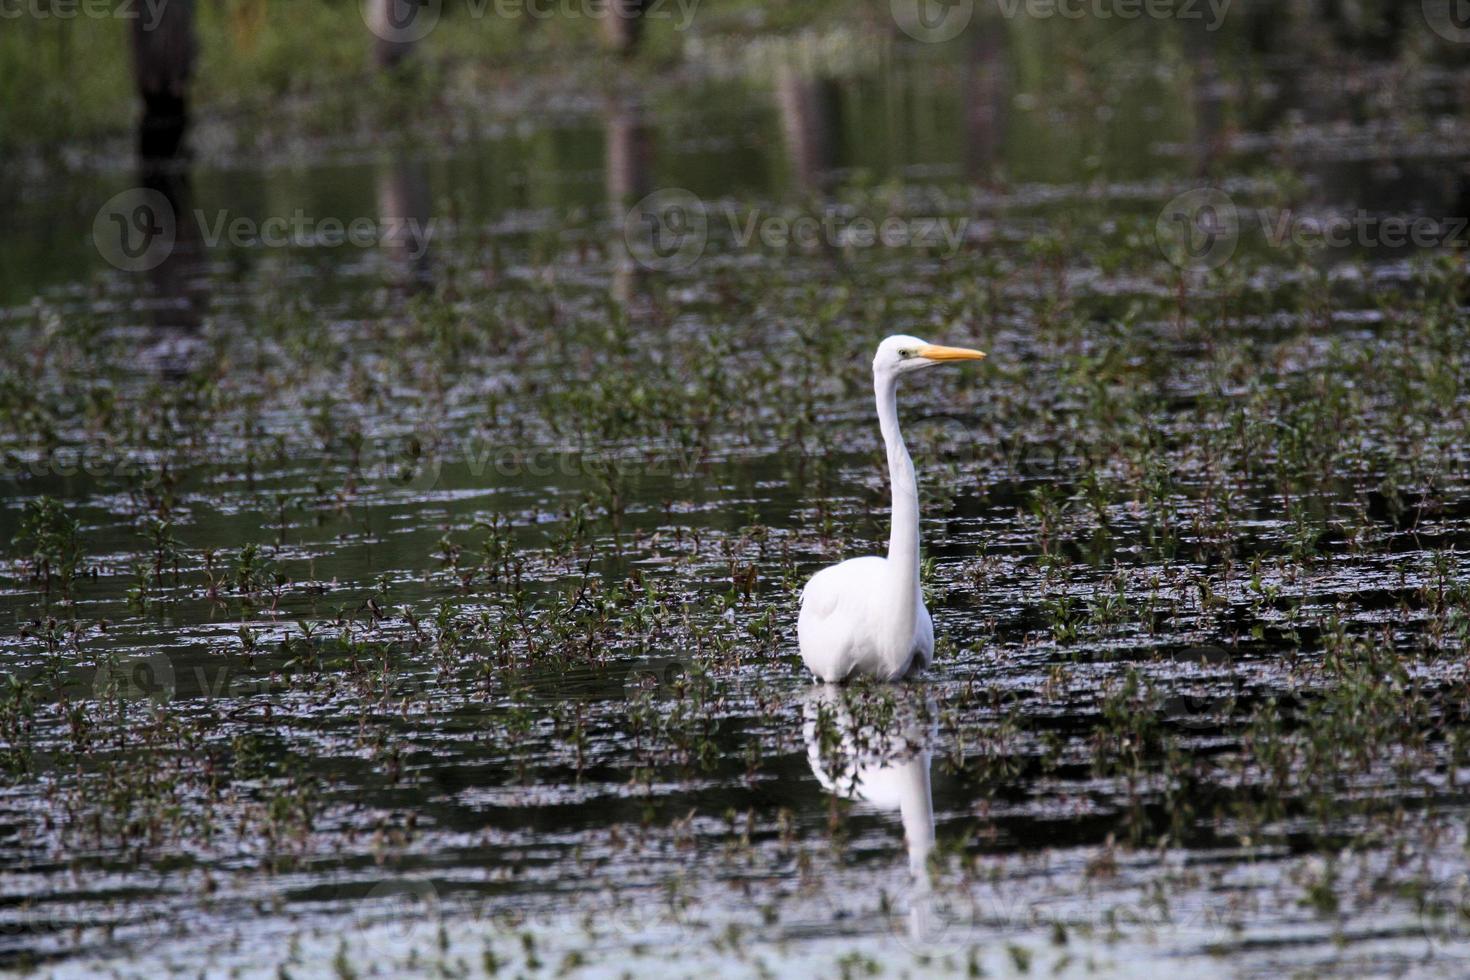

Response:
(1, 68), (1470, 974)
(232, 543), (280, 602)
(11, 496), (84, 596)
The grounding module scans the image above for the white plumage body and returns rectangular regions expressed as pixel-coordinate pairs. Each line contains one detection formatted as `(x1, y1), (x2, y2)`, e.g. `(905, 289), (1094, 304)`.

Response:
(798, 557), (934, 682)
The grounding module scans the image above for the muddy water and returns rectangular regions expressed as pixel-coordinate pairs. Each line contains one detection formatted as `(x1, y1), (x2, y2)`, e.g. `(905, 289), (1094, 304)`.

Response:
(4, 15), (1470, 979)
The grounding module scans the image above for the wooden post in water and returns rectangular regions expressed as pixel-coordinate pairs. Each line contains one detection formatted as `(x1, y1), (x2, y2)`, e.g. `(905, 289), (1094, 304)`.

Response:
(962, 28), (1006, 186)
(131, 0), (204, 334)
(605, 92), (654, 305)
(372, 0), (422, 69)
(377, 151), (434, 294)
(775, 64), (835, 193)
(131, 0), (197, 163)
(601, 0), (646, 57)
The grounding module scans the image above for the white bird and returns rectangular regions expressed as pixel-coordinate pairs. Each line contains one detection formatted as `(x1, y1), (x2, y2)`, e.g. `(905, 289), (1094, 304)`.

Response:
(798, 335), (986, 683)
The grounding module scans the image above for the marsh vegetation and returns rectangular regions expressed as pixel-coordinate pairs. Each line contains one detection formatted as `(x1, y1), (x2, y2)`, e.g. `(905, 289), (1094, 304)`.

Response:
(3, 4), (1470, 977)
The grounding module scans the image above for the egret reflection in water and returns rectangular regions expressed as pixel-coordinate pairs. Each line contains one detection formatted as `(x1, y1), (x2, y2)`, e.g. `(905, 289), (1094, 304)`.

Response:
(803, 684), (958, 947)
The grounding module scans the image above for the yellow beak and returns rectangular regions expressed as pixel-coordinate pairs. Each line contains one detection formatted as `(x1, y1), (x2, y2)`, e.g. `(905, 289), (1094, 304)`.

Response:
(918, 344), (987, 362)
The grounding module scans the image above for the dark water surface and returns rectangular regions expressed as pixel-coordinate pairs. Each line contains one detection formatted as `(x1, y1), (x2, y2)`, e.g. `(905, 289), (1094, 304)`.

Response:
(3, 13), (1470, 978)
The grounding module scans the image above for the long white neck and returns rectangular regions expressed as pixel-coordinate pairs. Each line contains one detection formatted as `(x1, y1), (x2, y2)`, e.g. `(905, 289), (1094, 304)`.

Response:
(875, 370), (921, 640)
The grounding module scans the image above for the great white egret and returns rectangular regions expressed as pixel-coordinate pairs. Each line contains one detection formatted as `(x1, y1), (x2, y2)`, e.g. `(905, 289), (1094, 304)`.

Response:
(798, 335), (986, 683)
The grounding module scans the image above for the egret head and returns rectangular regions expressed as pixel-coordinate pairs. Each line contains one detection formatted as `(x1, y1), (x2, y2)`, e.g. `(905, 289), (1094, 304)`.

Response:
(874, 334), (987, 378)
